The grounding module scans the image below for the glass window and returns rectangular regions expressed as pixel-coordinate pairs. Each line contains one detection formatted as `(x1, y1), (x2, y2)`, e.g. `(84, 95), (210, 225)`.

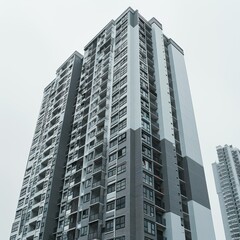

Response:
(119, 107), (127, 118)
(83, 193), (90, 203)
(111, 125), (118, 135)
(120, 86), (127, 95)
(118, 147), (126, 158)
(143, 202), (154, 217)
(112, 103), (118, 112)
(119, 119), (127, 131)
(106, 201), (115, 211)
(80, 226), (88, 236)
(119, 96), (127, 107)
(109, 152), (117, 162)
(106, 219), (114, 232)
(107, 183), (116, 194)
(142, 158), (152, 172)
(142, 146), (151, 157)
(118, 132), (126, 144)
(115, 216), (125, 230)
(82, 209), (89, 219)
(116, 179), (126, 192)
(85, 178), (91, 188)
(116, 196), (125, 210)
(86, 165), (93, 174)
(142, 120), (150, 132)
(108, 167), (116, 178)
(110, 138), (118, 148)
(111, 113), (118, 123)
(117, 164), (126, 175)
(143, 172), (153, 186)
(144, 219), (155, 235)
(142, 132), (151, 144)
(143, 186), (153, 201)
(116, 237), (125, 240)
(119, 76), (127, 86)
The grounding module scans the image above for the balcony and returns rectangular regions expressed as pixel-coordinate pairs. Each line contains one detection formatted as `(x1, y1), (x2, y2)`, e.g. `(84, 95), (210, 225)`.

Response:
(156, 215), (166, 227)
(92, 180), (105, 189)
(88, 232), (100, 240)
(89, 213), (101, 222)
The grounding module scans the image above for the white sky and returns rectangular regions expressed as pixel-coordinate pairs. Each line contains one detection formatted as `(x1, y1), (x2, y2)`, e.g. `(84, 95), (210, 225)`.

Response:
(1, 1), (239, 239)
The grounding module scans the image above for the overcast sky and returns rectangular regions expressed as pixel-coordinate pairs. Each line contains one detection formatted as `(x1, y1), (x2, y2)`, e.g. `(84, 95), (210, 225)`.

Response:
(1, 0), (239, 239)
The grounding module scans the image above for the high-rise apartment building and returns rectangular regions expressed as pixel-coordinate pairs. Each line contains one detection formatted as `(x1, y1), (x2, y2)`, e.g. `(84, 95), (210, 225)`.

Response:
(10, 7), (215, 240)
(213, 145), (240, 240)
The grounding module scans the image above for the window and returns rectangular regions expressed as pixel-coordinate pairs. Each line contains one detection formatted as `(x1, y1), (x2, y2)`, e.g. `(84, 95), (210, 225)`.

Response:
(106, 219), (114, 232)
(141, 88), (148, 99)
(142, 158), (152, 172)
(118, 147), (126, 158)
(119, 76), (127, 86)
(142, 120), (150, 132)
(118, 119), (127, 131)
(112, 103), (118, 112)
(119, 107), (127, 118)
(88, 152), (94, 161)
(82, 209), (89, 219)
(120, 86), (127, 95)
(143, 186), (153, 201)
(86, 165), (93, 174)
(113, 82), (119, 92)
(141, 79), (148, 89)
(106, 201), (115, 211)
(116, 237), (125, 240)
(85, 178), (91, 188)
(117, 164), (126, 175)
(111, 125), (118, 135)
(111, 113), (118, 123)
(143, 172), (153, 186)
(80, 226), (88, 236)
(142, 132), (150, 144)
(116, 179), (126, 192)
(11, 222), (19, 232)
(116, 196), (125, 210)
(10, 235), (16, 240)
(144, 219), (155, 235)
(108, 167), (116, 178)
(17, 199), (24, 208)
(107, 183), (116, 194)
(20, 187), (27, 197)
(83, 193), (90, 203)
(109, 152), (117, 162)
(15, 210), (22, 219)
(141, 99), (149, 109)
(115, 216), (125, 230)
(141, 110), (149, 120)
(110, 138), (118, 148)
(143, 202), (154, 217)
(118, 132), (126, 144)
(142, 146), (151, 158)
(112, 93), (119, 102)
(119, 96), (127, 107)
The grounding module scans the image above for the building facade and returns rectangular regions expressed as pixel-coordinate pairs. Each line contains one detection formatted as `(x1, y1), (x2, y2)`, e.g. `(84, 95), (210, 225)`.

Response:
(213, 145), (240, 240)
(10, 7), (215, 240)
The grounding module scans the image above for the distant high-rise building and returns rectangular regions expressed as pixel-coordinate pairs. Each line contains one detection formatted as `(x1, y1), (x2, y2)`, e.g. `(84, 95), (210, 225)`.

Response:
(10, 7), (215, 240)
(213, 145), (240, 240)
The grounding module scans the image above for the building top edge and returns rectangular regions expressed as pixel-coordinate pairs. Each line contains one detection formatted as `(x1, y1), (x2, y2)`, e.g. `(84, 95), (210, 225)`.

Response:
(84, 7), (135, 50)
(84, 20), (115, 50)
(148, 17), (163, 30)
(168, 38), (184, 55)
(56, 51), (83, 73)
